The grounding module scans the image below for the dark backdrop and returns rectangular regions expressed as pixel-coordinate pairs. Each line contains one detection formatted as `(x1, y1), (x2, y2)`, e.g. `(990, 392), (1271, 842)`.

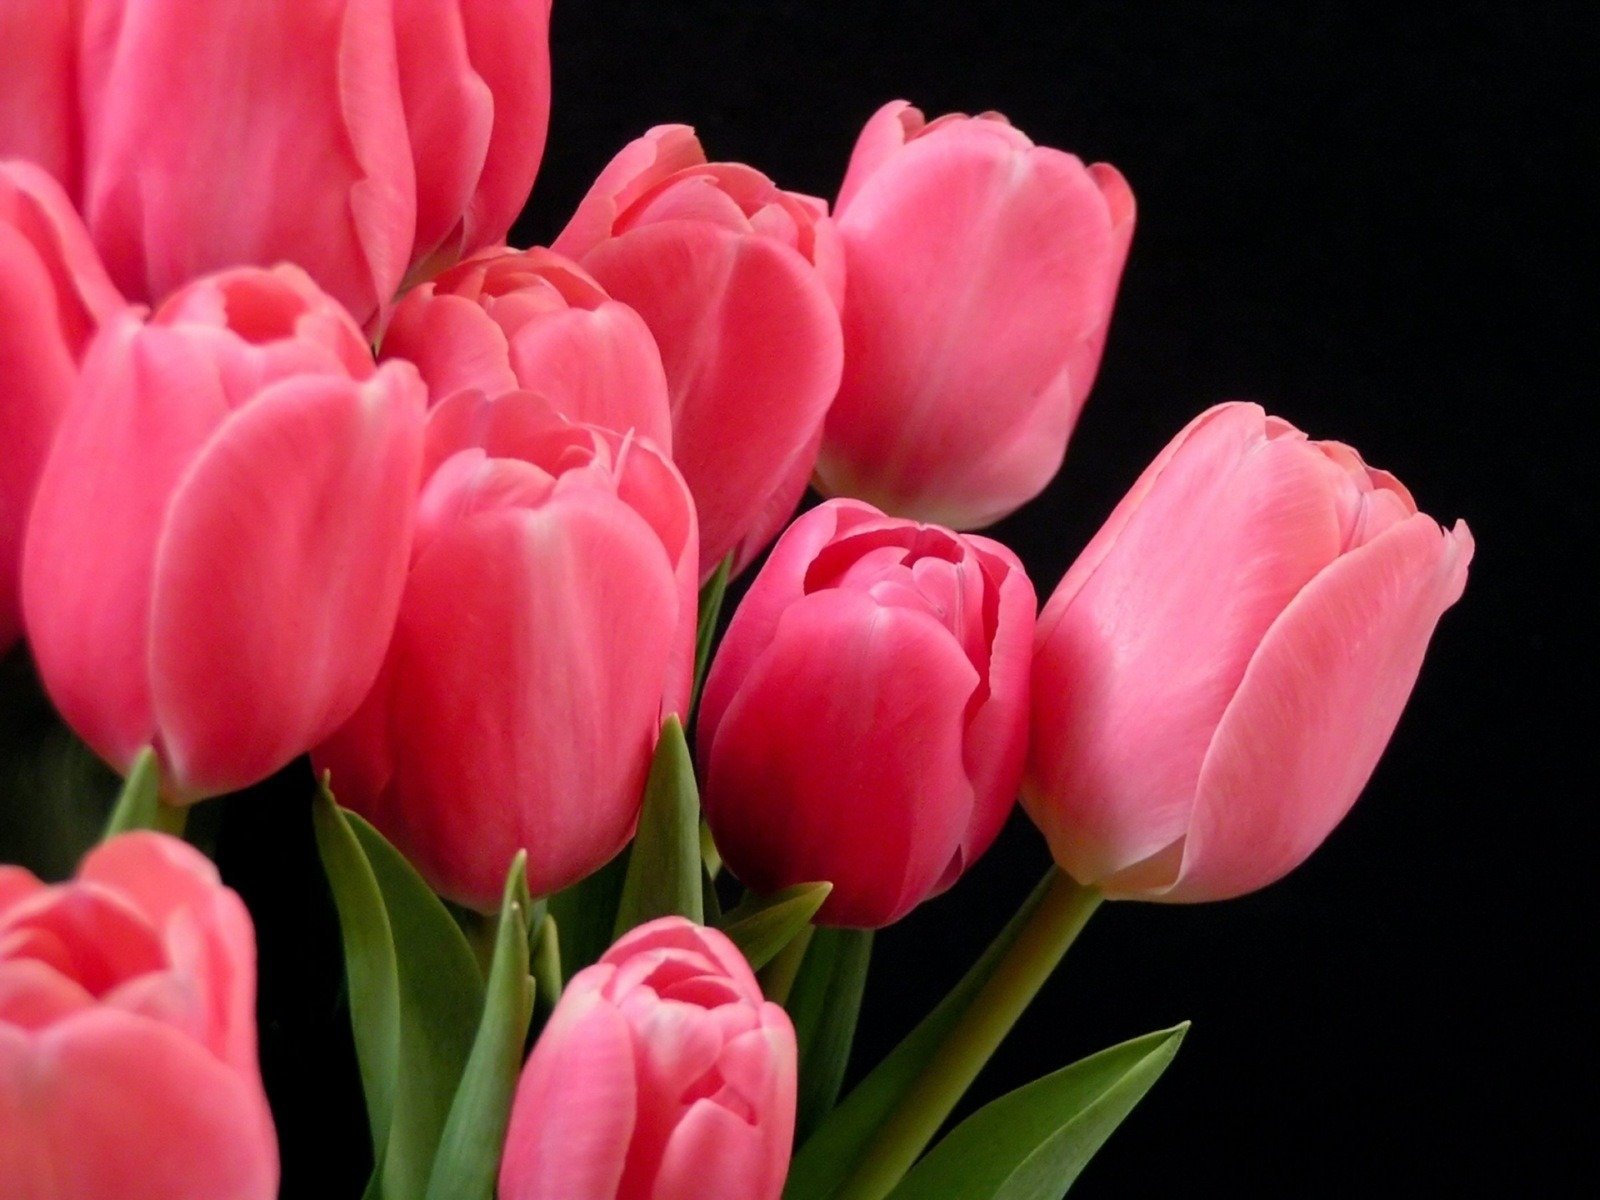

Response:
(511, 2), (1586, 1193)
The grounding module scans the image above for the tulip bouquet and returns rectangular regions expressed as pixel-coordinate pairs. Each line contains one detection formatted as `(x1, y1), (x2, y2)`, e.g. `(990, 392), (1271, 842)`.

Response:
(0, 5), (1472, 1200)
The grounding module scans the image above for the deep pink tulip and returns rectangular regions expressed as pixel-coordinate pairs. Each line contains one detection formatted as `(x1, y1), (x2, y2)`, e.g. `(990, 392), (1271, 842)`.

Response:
(699, 499), (1036, 928)
(1, 161), (123, 652)
(0, 1), (550, 324)
(23, 265), (426, 801)
(1025, 403), (1474, 902)
(499, 918), (795, 1200)
(315, 395), (698, 909)
(554, 125), (845, 578)
(816, 101), (1135, 530)
(383, 246), (672, 451)
(0, 833), (277, 1199)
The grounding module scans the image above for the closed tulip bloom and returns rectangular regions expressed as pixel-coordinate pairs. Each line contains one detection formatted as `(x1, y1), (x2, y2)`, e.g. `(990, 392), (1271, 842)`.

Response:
(1025, 403), (1474, 902)
(23, 265), (426, 800)
(1, 161), (123, 652)
(499, 918), (795, 1200)
(554, 125), (845, 577)
(316, 395), (698, 909)
(699, 499), (1036, 928)
(815, 101), (1135, 530)
(383, 246), (672, 451)
(1, 833), (277, 1199)
(0, 1), (550, 324)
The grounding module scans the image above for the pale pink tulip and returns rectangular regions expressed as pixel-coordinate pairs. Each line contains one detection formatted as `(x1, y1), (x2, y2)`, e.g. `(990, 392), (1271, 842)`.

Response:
(699, 499), (1036, 928)
(499, 918), (795, 1200)
(816, 100), (1134, 530)
(315, 396), (698, 909)
(0, 833), (277, 1199)
(554, 125), (844, 577)
(1025, 402), (1474, 902)
(23, 265), (426, 800)
(1, 161), (123, 652)
(382, 246), (672, 450)
(0, 1), (550, 323)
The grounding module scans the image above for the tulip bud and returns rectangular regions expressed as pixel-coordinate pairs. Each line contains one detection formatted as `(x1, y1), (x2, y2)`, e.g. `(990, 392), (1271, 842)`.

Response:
(0, 1), (550, 324)
(1, 161), (122, 652)
(699, 499), (1036, 928)
(0, 833), (278, 1199)
(499, 917), (795, 1200)
(816, 100), (1135, 530)
(315, 395), (698, 909)
(382, 246), (672, 451)
(1025, 403), (1474, 902)
(554, 125), (845, 577)
(23, 265), (426, 800)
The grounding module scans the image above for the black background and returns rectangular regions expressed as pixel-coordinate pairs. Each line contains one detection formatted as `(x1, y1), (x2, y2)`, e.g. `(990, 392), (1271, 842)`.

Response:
(514, 2), (1587, 1193)
(1, 3), (1586, 1196)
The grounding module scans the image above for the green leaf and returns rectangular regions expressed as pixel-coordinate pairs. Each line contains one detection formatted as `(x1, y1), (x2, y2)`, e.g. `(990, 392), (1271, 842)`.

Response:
(312, 788), (400, 1174)
(348, 813), (485, 1200)
(887, 1025), (1188, 1200)
(425, 854), (536, 1200)
(786, 872), (1056, 1200)
(613, 716), (702, 936)
(102, 747), (185, 839)
(720, 883), (833, 971)
(548, 849), (629, 977)
(314, 782), (487, 1200)
(788, 927), (874, 1142)
(693, 553), (733, 706)
(530, 912), (563, 1020)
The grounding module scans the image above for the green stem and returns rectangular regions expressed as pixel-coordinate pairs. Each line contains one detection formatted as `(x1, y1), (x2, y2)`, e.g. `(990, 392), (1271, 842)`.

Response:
(834, 869), (1101, 1200)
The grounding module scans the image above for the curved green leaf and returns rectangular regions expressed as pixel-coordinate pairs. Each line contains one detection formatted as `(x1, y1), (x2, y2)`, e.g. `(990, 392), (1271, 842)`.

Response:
(548, 848), (629, 977)
(312, 788), (400, 1174)
(426, 854), (535, 1200)
(887, 1024), (1188, 1200)
(613, 716), (702, 936)
(786, 872), (1055, 1200)
(720, 882), (833, 971)
(788, 927), (874, 1141)
(347, 812), (485, 1200)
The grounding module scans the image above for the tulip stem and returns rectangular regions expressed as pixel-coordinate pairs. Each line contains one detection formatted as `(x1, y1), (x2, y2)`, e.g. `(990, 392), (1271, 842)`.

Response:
(833, 868), (1101, 1200)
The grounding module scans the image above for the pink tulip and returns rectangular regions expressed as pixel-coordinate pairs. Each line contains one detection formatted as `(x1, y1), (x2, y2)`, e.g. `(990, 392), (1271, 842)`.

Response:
(499, 917), (795, 1200)
(1025, 403), (1474, 902)
(1, 161), (123, 652)
(383, 246), (672, 451)
(0, 1), (550, 324)
(315, 395), (698, 909)
(699, 499), (1036, 928)
(0, 832), (277, 1199)
(815, 100), (1135, 530)
(23, 265), (426, 801)
(553, 126), (845, 577)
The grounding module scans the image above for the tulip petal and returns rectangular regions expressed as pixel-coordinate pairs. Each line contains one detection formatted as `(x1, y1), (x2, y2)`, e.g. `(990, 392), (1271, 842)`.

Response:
(1164, 516), (1474, 901)
(0, 2), (79, 189)
(78, 0), (414, 318)
(499, 988), (636, 1200)
(378, 492), (679, 907)
(147, 366), (424, 798)
(0, 1012), (278, 1200)
(22, 315), (231, 772)
(581, 221), (843, 575)
(506, 302), (674, 452)
(704, 590), (979, 928)
(1026, 404), (1352, 884)
(77, 833), (260, 1074)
